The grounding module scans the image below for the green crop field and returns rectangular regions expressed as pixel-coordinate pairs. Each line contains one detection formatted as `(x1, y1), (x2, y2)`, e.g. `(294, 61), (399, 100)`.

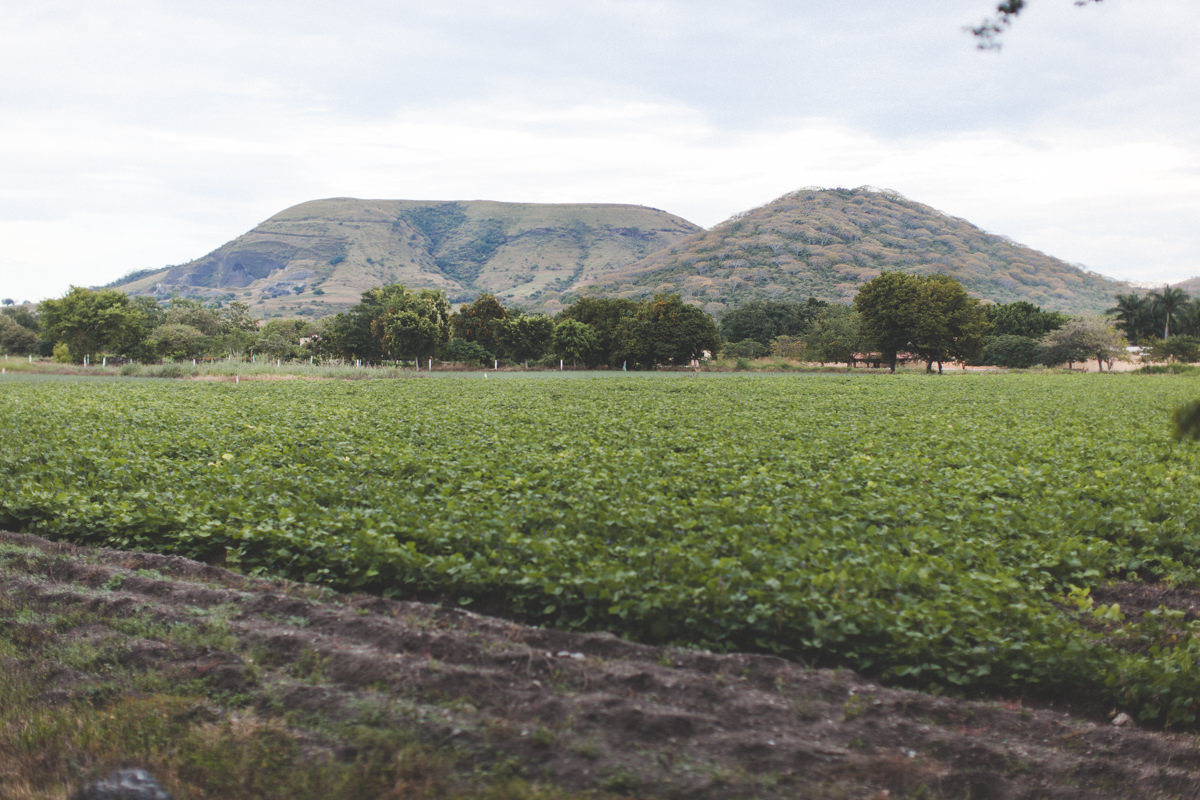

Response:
(5, 372), (1200, 724)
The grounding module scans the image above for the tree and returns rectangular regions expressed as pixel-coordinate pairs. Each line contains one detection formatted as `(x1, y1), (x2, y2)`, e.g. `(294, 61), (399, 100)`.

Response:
(214, 301), (258, 358)
(909, 274), (988, 373)
(442, 338), (491, 366)
(162, 297), (224, 336)
(855, 273), (988, 373)
(854, 272), (921, 372)
(0, 314), (38, 354)
(148, 323), (207, 361)
(375, 289), (451, 363)
(321, 284), (449, 363)
(1150, 286), (1190, 339)
(251, 318), (312, 361)
(0, 305), (39, 333)
(558, 297), (643, 367)
(982, 334), (1042, 368)
(988, 301), (1067, 339)
(971, 0), (1103, 48)
(1107, 293), (1155, 346)
(551, 318), (598, 367)
(804, 305), (866, 367)
(641, 294), (721, 366)
(1040, 317), (1126, 371)
(718, 298), (827, 347)
(1173, 299), (1200, 339)
(38, 286), (146, 363)
(497, 314), (555, 366)
(451, 294), (508, 356)
(1147, 335), (1200, 364)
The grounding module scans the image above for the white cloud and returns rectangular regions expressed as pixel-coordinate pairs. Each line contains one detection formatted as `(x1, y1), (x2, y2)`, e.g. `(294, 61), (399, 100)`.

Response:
(4, 0), (1200, 303)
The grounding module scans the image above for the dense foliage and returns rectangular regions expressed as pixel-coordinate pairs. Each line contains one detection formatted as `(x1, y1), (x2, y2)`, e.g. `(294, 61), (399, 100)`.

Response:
(1110, 288), (1200, 346)
(717, 298), (828, 347)
(5, 374), (1200, 726)
(7, 285), (721, 370)
(854, 272), (988, 372)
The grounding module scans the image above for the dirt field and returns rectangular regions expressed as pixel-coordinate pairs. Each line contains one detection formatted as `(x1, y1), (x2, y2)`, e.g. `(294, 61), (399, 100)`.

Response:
(4, 530), (1200, 799)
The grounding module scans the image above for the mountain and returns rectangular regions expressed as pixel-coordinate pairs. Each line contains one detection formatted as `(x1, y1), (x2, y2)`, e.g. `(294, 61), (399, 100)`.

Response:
(109, 188), (1134, 318)
(568, 187), (1130, 316)
(111, 198), (701, 317)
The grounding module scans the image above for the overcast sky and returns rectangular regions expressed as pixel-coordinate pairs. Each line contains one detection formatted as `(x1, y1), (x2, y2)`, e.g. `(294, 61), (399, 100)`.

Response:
(3, 0), (1198, 304)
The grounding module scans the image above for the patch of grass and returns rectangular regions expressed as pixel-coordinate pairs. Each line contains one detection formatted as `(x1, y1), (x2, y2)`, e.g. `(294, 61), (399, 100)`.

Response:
(289, 646), (330, 682)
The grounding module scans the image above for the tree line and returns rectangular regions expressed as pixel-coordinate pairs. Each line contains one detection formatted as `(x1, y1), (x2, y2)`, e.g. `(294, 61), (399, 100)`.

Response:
(718, 272), (1129, 372)
(0, 286), (721, 369)
(4, 277), (1191, 371)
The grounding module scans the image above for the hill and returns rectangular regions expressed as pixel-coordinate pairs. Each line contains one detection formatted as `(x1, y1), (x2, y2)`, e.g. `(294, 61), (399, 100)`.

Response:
(111, 198), (701, 317)
(570, 187), (1131, 316)
(107, 189), (1138, 318)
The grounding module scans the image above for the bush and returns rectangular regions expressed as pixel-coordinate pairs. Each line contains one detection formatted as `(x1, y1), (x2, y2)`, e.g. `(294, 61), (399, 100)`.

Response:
(1148, 336), (1200, 364)
(441, 338), (491, 366)
(724, 339), (769, 359)
(982, 335), (1042, 368)
(1142, 364), (1200, 376)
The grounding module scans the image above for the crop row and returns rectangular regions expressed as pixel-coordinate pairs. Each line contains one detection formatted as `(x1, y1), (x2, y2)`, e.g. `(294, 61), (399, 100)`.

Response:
(4, 373), (1200, 724)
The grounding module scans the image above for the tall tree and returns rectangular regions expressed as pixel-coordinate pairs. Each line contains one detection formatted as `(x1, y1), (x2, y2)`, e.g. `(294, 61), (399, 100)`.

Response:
(910, 274), (989, 373)
(855, 272), (988, 373)
(320, 284), (449, 363)
(1107, 293), (1155, 346)
(1150, 286), (1190, 339)
(718, 298), (827, 347)
(497, 314), (555, 366)
(558, 297), (643, 367)
(988, 301), (1067, 339)
(0, 315), (38, 354)
(1040, 317), (1126, 371)
(803, 304), (866, 368)
(451, 294), (508, 356)
(551, 318), (599, 367)
(38, 287), (146, 363)
(371, 288), (451, 363)
(642, 294), (721, 366)
(853, 272), (922, 372)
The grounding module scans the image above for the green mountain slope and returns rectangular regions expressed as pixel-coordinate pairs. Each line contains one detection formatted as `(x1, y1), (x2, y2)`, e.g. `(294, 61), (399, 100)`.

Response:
(570, 187), (1131, 316)
(114, 199), (702, 317)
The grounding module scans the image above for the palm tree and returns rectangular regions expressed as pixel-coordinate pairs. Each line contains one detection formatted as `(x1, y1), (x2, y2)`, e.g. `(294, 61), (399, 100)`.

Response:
(1173, 299), (1200, 339)
(1107, 293), (1153, 345)
(1151, 286), (1190, 339)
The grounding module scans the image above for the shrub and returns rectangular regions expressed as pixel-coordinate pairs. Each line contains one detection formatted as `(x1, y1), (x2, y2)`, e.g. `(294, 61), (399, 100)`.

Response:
(724, 339), (768, 359)
(981, 335), (1041, 368)
(441, 338), (491, 366)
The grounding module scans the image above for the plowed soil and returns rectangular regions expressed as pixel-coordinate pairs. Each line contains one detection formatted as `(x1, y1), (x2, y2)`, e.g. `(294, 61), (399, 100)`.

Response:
(4, 530), (1200, 799)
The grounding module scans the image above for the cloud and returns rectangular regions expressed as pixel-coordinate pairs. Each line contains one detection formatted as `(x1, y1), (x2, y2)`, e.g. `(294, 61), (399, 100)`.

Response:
(4, 0), (1200, 302)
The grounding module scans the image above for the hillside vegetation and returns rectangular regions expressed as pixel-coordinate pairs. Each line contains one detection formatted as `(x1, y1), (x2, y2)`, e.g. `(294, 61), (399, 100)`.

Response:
(111, 199), (700, 317)
(105, 189), (1140, 319)
(577, 187), (1130, 316)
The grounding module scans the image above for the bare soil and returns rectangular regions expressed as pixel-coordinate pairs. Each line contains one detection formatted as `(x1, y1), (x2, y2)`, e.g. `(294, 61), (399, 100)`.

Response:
(4, 530), (1200, 799)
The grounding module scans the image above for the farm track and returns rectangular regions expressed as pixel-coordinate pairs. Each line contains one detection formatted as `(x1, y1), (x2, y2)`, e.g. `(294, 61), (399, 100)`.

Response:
(4, 531), (1200, 799)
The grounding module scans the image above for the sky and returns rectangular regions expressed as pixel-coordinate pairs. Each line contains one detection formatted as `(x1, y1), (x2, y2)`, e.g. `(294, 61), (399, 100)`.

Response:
(3, 0), (1199, 304)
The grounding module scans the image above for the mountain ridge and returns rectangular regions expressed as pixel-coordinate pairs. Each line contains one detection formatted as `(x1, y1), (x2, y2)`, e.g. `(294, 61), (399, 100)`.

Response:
(113, 198), (702, 317)
(568, 187), (1131, 316)
(107, 189), (1138, 317)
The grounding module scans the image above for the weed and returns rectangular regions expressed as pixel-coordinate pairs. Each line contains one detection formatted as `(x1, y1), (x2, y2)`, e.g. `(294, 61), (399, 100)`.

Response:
(842, 691), (872, 722)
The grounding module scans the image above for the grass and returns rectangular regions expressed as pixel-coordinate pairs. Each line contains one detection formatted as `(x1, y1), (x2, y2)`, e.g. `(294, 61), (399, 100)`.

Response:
(0, 585), (615, 800)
